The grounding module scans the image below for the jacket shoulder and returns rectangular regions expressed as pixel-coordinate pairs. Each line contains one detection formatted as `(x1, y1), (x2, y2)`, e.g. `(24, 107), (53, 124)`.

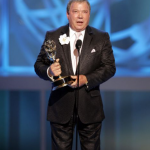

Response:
(46, 25), (68, 35)
(43, 25), (68, 41)
(87, 26), (108, 36)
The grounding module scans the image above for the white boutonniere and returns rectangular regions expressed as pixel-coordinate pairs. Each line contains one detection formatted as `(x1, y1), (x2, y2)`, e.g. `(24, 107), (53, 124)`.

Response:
(59, 34), (70, 45)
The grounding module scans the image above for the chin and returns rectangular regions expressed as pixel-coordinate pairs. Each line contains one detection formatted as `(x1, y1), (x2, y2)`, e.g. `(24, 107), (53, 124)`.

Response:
(76, 27), (84, 31)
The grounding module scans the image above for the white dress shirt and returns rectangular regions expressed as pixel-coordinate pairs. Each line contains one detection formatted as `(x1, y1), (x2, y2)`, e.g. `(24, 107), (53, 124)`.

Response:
(69, 27), (85, 74)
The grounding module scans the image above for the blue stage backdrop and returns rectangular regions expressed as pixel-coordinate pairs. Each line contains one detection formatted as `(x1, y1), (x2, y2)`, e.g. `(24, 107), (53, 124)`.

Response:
(0, 0), (150, 76)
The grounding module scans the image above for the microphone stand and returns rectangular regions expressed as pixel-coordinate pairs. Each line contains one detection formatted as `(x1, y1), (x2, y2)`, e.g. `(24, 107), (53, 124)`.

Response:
(75, 41), (82, 150)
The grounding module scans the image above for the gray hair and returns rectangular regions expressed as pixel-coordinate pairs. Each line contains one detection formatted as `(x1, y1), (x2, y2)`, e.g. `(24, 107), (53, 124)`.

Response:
(67, 0), (91, 13)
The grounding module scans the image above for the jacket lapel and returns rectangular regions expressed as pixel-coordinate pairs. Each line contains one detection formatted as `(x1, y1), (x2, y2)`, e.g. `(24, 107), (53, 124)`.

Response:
(79, 26), (93, 72)
(60, 25), (74, 75)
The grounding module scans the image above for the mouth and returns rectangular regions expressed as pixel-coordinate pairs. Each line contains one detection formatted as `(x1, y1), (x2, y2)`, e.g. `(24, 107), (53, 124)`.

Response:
(77, 21), (83, 25)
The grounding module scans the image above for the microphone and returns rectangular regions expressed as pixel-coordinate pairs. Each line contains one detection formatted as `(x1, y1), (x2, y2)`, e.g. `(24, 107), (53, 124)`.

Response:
(75, 40), (82, 150)
(76, 40), (82, 51)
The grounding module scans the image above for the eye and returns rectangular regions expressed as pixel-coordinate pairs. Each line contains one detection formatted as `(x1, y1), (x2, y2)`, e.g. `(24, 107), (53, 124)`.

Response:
(83, 10), (88, 13)
(73, 10), (78, 13)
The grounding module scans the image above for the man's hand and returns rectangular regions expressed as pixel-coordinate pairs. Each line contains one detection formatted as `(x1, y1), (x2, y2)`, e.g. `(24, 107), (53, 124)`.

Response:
(48, 59), (61, 77)
(69, 75), (88, 88)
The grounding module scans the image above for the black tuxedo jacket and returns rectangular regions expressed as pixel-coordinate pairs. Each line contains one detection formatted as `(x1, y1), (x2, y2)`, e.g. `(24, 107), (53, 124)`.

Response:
(34, 24), (116, 124)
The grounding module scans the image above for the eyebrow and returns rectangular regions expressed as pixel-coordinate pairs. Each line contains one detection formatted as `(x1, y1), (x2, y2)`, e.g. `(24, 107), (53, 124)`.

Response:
(72, 9), (89, 12)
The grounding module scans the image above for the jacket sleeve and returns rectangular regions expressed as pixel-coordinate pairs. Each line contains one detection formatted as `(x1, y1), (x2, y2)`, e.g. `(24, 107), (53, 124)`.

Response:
(85, 33), (116, 91)
(34, 32), (53, 81)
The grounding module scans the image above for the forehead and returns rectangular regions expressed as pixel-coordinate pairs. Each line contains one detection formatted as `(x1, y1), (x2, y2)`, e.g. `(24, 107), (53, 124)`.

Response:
(70, 1), (90, 10)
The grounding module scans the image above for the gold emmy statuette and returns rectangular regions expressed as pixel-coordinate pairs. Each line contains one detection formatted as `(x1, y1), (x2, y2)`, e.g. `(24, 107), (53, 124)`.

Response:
(44, 40), (75, 90)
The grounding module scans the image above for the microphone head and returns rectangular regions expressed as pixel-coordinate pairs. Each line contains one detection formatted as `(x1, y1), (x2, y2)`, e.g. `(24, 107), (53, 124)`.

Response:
(76, 40), (82, 50)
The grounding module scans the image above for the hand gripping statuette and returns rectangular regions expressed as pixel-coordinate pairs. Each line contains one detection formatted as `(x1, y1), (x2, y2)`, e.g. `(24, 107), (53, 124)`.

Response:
(44, 40), (75, 90)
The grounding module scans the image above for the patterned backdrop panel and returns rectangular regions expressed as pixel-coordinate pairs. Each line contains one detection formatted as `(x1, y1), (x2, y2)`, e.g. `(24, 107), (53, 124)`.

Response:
(0, 0), (150, 76)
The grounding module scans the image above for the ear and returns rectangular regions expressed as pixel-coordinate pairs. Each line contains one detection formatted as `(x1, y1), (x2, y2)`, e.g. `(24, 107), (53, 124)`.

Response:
(66, 12), (69, 19)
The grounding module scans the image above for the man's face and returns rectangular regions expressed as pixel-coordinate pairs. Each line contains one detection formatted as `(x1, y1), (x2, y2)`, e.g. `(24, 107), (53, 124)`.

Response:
(67, 2), (90, 32)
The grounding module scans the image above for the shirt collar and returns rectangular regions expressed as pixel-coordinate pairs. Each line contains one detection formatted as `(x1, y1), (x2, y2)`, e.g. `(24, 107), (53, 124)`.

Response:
(69, 27), (85, 38)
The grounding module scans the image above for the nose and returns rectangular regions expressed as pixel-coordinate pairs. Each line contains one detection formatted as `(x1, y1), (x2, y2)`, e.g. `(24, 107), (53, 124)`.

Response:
(78, 12), (83, 18)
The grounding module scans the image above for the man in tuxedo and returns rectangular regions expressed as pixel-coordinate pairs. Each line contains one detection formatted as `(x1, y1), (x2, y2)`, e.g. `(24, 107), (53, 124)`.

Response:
(34, 0), (116, 149)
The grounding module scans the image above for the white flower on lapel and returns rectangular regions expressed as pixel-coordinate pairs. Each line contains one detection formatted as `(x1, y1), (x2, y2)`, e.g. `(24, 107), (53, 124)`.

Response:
(59, 34), (70, 45)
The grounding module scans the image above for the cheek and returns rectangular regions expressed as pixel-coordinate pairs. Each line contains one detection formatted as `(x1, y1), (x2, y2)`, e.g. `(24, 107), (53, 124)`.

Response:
(84, 19), (88, 24)
(85, 18), (90, 24)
